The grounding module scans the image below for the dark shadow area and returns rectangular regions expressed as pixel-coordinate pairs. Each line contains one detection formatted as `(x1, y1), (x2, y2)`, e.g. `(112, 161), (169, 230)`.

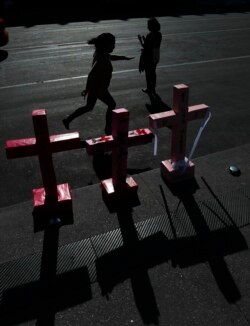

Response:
(163, 177), (246, 303)
(96, 204), (160, 325)
(145, 92), (171, 114)
(159, 184), (177, 241)
(201, 176), (239, 225)
(0, 226), (92, 326)
(92, 152), (152, 182)
(0, 50), (8, 62)
(32, 204), (74, 233)
(2, 1), (250, 27)
(96, 177), (247, 326)
(92, 153), (112, 181)
(102, 188), (141, 213)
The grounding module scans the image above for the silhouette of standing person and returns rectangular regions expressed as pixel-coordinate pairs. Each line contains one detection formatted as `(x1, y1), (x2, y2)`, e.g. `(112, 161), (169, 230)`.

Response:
(63, 33), (134, 135)
(138, 17), (162, 95)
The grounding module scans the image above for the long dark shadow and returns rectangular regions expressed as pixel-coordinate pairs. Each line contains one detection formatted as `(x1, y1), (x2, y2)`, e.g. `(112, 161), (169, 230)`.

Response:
(182, 195), (241, 303)
(96, 201), (160, 325)
(201, 176), (237, 227)
(165, 178), (244, 303)
(159, 185), (177, 239)
(145, 93), (171, 114)
(0, 225), (92, 326)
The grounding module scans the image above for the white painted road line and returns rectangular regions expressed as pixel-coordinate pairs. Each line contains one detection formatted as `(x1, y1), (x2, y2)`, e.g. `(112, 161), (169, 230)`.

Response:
(6, 27), (250, 53)
(1, 54), (250, 90)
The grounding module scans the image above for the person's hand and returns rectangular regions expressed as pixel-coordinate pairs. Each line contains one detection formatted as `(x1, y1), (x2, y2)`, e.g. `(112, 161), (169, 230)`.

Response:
(81, 89), (87, 98)
(138, 34), (142, 45)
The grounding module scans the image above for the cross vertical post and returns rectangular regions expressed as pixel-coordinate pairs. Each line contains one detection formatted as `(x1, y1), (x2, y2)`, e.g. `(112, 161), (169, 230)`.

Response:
(149, 84), (209, 183)
(86, 108), (153, 199)
(5, 109), (81, 231)
(32, 110), (58, 204)
(171, 84), (189, 162)
(111, 109), (130, 191)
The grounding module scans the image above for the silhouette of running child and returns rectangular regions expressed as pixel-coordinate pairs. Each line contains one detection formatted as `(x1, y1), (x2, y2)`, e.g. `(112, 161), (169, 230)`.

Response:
(63, 33), (134, 135)
(138, 17), (162, 95)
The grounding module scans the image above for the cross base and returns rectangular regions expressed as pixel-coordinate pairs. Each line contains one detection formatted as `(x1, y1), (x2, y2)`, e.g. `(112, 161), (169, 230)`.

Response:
(161, 158), (195, 183)
(101, 176), (138, 199)
(32, 183), (73, 232)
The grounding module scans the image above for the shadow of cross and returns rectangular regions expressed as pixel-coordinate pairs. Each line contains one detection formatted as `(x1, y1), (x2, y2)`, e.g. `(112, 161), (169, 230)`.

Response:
(149, 84), (209, 183)
(162, 178), (247, 303)
(94, 188), (248, 326)
(4, 109), (81, 232)
(178, 195), (243, 303)
(96, 206), (161, 325)
(0, 227), (92, 326)
(86, 108), (153, 199)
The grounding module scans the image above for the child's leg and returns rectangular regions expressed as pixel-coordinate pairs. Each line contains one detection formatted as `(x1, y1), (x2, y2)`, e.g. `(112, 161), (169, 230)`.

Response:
(145, 66), (151, 91)
(151, 64), (157, 92)
(145, 64), (156, 93)
(99, 91), (116, 135)
(63, 94), (97, 129)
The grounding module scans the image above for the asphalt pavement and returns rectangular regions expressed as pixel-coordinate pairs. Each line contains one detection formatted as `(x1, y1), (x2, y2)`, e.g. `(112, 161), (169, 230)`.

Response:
(1, 12), (250, 207)
(0, 10), (250, 326)
(0, 142), (250, 325)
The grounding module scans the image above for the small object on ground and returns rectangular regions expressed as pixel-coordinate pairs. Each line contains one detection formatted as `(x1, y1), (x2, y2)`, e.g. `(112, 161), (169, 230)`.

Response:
(229, 165), (241, 176)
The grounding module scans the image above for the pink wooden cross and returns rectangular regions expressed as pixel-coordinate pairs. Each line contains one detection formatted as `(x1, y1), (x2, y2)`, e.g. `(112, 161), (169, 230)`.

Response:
(149, 84), (209, 183)
(86, 108), (153, 199)
(5, 109), (81, 232)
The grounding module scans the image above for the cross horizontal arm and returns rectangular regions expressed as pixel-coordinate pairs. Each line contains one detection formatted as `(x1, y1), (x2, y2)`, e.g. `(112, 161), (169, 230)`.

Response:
(49, 132), (81, 153)
(128, 128), (153, 147)
(149, 104), (209, 130)
(5, 132), (81, 159)
(5, 138), (37, 159)
(187, 104), (209, 121)
(86, 135), (114, 155)
(149, 111), (176, 130)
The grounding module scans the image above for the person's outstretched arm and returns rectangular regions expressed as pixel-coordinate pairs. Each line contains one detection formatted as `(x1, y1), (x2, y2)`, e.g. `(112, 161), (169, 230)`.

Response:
(110, 54), (134, 61)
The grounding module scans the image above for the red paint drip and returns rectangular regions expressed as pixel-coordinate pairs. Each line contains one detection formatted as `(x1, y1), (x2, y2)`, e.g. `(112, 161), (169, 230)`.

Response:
(136, 128), (147, 135)
(100, 135), (111, 142)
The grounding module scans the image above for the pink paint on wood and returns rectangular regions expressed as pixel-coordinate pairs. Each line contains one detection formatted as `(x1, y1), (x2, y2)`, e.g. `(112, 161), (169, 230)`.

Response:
(112, 108), (129, 190)
(149, 111), (176, 129)
(187, 104), (209, 121)
(5, 138), (37, 158)
(149, 84), (209, 182)
(49, 132), (80, 153)
(86, 135), (114, 155)
(5, 110), (81, 207)
(128, 128), (153, 147)
(32, 183), (73, 232)
(101, 176), (138, 195)
(33, 183), (72, 207)
(85, 109), (153, 197)
(5, 132), (80, 158)
(171, 84), (189, 162)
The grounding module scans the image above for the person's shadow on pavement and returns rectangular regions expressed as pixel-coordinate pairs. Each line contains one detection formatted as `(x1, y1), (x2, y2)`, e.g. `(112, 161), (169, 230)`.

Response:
(145, 92), (171, 114)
